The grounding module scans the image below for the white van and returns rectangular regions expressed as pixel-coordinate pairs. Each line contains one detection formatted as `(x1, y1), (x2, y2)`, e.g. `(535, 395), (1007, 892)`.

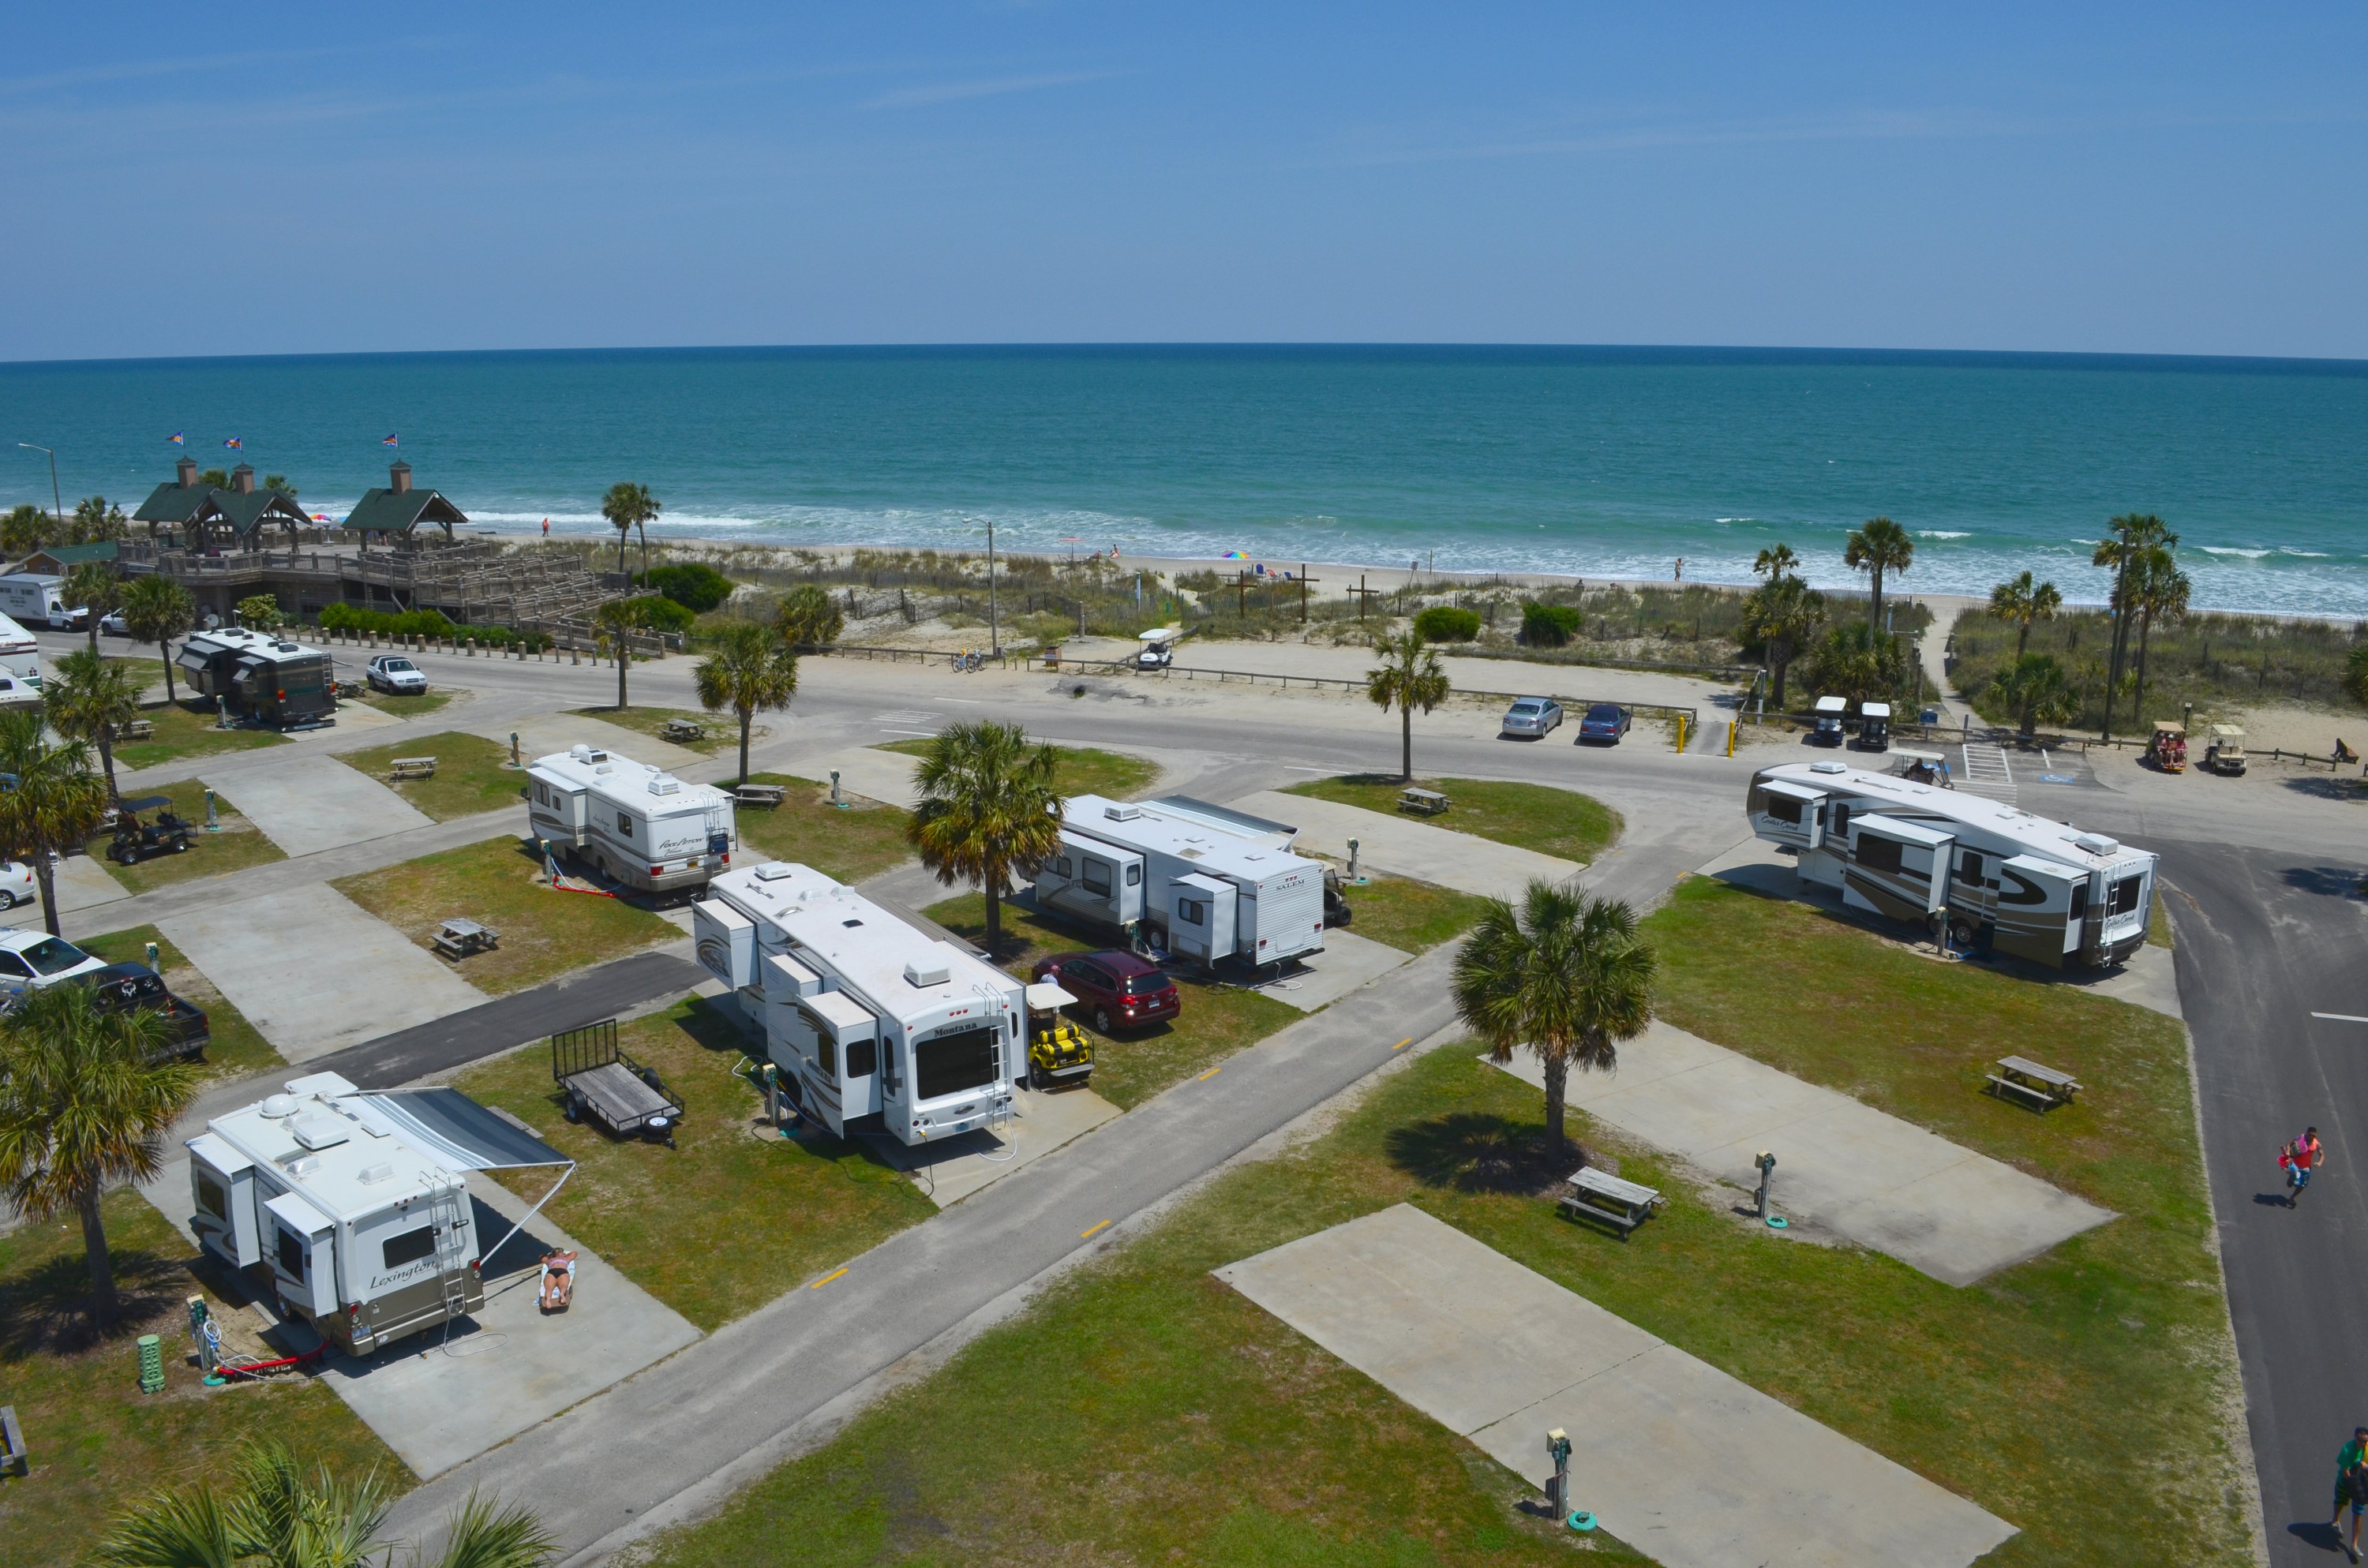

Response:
(0, 574), (85, 631)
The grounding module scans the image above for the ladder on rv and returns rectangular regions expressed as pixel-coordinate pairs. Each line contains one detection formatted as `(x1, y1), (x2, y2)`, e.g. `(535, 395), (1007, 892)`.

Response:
(1957, 743), (2018, 806)
(429, 1176), (474, 1329)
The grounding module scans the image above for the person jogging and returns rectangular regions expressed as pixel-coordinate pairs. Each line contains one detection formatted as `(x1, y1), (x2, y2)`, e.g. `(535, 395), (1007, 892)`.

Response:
(2336, 1428), (2368, 1562)
(2284, 1126), (2325, 1206)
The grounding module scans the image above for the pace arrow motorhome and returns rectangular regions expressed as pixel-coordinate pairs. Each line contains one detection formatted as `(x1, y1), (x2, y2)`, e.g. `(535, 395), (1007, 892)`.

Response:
(1037, 794), (1326, 971)
(526, 744), (736, 895)
(693, 861), (1025, 1146)
(1744, 759), (2157, 968)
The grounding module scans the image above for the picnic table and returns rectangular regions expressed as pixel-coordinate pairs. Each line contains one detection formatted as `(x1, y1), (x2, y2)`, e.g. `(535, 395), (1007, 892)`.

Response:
(660, 718), (706, 743)
(1987, 1055), (2082, 1111)
(389, 756), (437, 780)
(734, 782), (786, 808)
(1398, 786), (1452, 817)
(431, 918), (499, 961)
(108, 718), (155, 742)
(1557, 1166), (1662, 1239)
(2, 1402), (26, 1476)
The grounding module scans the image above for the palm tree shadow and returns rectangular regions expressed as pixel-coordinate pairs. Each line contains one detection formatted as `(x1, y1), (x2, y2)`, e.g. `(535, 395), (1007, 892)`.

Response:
(1385, 1111), (1579, 1197)
(0, 1246), (182, 1357)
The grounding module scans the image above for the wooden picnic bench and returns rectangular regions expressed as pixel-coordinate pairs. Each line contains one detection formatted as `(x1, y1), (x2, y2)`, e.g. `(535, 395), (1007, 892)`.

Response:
(1398, 786), (1452, 817)
(389, 756), (437, 780)
(431, 918), (499, 961)
(1986, 1055), (2082, 1111)
(108, 718), (155, 742)
(1557, 1166), (1662, 1239)
(660, 718), (706, 743)
(2, 1402), (27, 1476)
(734, 783), (786, 808)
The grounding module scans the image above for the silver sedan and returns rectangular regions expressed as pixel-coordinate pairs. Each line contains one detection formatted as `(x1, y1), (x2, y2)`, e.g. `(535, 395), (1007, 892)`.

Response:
(1500, 697), (1564, 739)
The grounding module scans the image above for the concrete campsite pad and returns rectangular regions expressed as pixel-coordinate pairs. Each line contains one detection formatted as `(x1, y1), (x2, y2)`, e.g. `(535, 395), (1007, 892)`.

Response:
(489, 713), (706, 776)
(0, 850), (129, 931)
(1493, 1020), (2115, 1285)
(813, 745), (920, 809)
(159, 884), (488, 1061)
(1226, 789), (1582, 900)
(207, 753), (434, 858)
(1218, 1204), (2017, 1568)
(860, 1080), (1122, 1208)
(1246, 926), (1412, 1012)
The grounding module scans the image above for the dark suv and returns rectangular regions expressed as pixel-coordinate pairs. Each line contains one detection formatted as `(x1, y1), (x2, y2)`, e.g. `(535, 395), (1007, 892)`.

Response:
(1030, 950), (1181, 1034)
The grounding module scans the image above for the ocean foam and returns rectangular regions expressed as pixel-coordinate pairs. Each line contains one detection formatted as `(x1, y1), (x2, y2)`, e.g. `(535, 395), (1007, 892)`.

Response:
(1917, 530), (1973, 539)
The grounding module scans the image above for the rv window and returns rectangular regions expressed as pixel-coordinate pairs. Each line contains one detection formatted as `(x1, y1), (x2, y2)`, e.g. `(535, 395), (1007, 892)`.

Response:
(1178, 899), (1205, 926)
(617, 813), (635, 838)
(195, 1173), (227, 1219)
(846, 1039), (877, 1079)
(1126, 864), (1141, 886)
(1831, 805), (1851, 836)
(1055, 855), (1073, 879)
(1956, 851), (1984, 884)
(916, 1024), (999, 1099)
(2108, 876), (2142, 916)
(1855, 834), (1903, 874)
(818, 1035), (837, 1077)
(1082, 859), (1112, 896)
(276, 1226), (306, 1278)
(1764, 797), (1802, 825)
(381, 1226), (436, 1269)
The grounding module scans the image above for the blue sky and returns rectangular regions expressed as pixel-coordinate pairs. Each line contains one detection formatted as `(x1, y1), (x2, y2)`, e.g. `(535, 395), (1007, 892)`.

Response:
(4, 3), (2363, 361)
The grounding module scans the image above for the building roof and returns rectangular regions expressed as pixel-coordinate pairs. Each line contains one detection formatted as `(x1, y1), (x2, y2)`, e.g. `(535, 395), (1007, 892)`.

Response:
(22, 541), (119, 571)
(343, 486), (470, 535)
(131, 481), (219, 526)
(211, 488), (309, 537)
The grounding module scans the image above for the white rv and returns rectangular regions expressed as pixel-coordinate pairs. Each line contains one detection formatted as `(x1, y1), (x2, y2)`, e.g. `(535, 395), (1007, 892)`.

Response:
(185, 1072), (572, 1356)
(526, 743), (736, 895)
(1039, 795), (1326, 970)
(0, 574), (84, 631)
(0, 611), (40, 706)
(1744, 760), (2158, 968)
(692, 861), (1025, 1147)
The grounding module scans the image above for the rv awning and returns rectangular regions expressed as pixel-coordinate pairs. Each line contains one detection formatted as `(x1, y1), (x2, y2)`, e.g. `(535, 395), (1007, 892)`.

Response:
(350, 1088), (571, 1170)
(1853, 813), (1954, 849)
(1761, 780), (1825, 806)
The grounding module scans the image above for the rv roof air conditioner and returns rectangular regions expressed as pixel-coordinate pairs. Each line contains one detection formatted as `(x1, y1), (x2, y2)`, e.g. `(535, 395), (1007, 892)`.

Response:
(1809, 761), (1847, 774)
(646, 776), (681, 796)
(569, 744), (608, 763)
(2073, 832), (2120, 855)
(905, 959), (950, 988)
(1103, 803), (1141, 821)
(290, 1115), (350, 1151)
(755, 862), (796, 881)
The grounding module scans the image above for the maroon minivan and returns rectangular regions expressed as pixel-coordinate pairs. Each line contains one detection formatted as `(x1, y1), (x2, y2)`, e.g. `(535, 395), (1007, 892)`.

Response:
(1031, 950), (1181, 1034)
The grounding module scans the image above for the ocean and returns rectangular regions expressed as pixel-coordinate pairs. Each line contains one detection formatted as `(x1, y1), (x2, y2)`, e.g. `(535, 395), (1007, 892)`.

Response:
(3, 344), (2365, 617)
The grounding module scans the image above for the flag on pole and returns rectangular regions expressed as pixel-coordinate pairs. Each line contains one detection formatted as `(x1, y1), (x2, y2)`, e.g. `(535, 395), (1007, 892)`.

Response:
(167, 431), (184, 446)
(381, 433), (399, 447)
(223, 436), (242, 450)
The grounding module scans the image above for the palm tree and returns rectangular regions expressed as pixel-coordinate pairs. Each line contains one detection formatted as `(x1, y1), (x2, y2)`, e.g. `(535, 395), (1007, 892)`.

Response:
(908, 720), (1065, 952)
(1989, 653), (2081, 741)
(94, 1440), (553, 1568)
(695, 622), (799, 784)
(2, 503), (53, 559)
(0, 983), (194, 1325)
(2092, 513), (2174, 741)
(1752, 543), (1800, 581)
(1452, 882), (1655, 1153)
(1986, 571), (2063, 660)
(47, 648), (142, 799)
(1843, 517), (1914, 634)
(593, 597), (646, 709)
(0, 709), (111, 937)
(1366, 629), (1451, 783)
(63, 560), (124, 654)
(601, 482), (662, 578)
(120, 574), (197, 705)
(2129, 548), (2190, 726)
(1744, 574), (1825, 710)
(70, 495), (128, 544)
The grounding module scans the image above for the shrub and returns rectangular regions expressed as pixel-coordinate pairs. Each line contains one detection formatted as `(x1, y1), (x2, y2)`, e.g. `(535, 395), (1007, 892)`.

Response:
(1412, 605), (1482, 642)
(318, 604), (455, 641)
(234, 593), (285, 631)
(1521, 602), (1581, 647)
(638, 562), (734, 613)
(777, 583), (845, 646)
(628, 594), (697, 635)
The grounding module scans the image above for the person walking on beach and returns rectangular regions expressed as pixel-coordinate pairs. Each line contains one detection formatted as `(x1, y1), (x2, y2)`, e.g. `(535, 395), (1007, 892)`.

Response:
(1674, 557), (1684, 582)
(541, 517), (550, 538)
(2284, 1126), (2325, 1205)
(2334, 1428), (2368, 1561)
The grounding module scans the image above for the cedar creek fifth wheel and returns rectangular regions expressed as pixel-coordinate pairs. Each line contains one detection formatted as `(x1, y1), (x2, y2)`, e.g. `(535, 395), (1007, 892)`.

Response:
(1744, 759), (2157, 968)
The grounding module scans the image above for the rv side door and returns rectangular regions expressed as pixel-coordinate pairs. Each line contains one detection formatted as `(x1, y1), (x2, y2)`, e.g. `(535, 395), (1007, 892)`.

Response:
(1994, 855), (2083, 968)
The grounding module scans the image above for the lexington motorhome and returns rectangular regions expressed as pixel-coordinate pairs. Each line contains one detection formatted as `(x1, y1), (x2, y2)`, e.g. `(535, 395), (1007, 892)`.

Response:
(175, 625), (336, 728)
(0, 611), (40, 707)
(186, 1072), (572, 1356)
(693, 861), (1025, 1147)
(526, 744), (736, 895)
(1744, 760), (2158, 968)
(1038, 795), (1326, 971)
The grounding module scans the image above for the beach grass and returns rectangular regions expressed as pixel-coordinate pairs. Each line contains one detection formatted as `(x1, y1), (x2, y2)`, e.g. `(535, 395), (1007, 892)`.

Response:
(84, 780), (285, 893)
(0, 1190), (403, 1565)
(78, 923), (279, 1079)
(733, 773), (915, 884)
(875, 738), (1160, 800)
(337, 731), (526, 822)
(1283, 775), (1620, 866)
(331, 836), (680, 997)
(110, 700), (287, 772)
(460, 997), (935, 1331)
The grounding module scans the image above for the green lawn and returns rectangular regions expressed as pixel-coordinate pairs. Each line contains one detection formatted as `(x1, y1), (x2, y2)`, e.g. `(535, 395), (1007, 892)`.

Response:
(570, 705), (744, 755)
(84, 780), (287, 893)
(1283, 776), (1620, 865)
(876, 738), (1161, 800)
(457, 999), (935, 1330)
(337, 731), (526, 821)
(2149, 889), (2175, 949)
(734, 773), (915, 885)
(1336, 875), (1492, 953)
(344, 687), (455, 719)
(0, 1191), (402, 1566)
(110, 699), (287, 773)
(924, 891), (1301, 1110)
(332, 836), (680, 997)
(79, 924), (279, 1079)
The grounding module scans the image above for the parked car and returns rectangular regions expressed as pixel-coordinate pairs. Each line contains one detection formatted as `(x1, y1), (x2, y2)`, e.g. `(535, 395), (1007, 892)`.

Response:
(98, 610), (131, 637)
(1576, 702), (1632, 744)
(0, 859), (36, 911)
(0, 930), (108, 997)
(1500, 696), (1564, 739)
(81, 962), (211, 1060)
(1031, 950), (1181, 1034)
(365, 654), (429, 694)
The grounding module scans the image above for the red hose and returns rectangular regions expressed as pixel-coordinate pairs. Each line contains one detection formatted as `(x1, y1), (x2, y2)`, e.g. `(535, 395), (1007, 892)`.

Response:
(219, 1343), (328, 1378)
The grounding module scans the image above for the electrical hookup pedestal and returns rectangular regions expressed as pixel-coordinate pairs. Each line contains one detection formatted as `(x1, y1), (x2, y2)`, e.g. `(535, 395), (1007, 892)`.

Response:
(1546, 1428), (1596, 1532)
(1756, 1149), (1788, 1229)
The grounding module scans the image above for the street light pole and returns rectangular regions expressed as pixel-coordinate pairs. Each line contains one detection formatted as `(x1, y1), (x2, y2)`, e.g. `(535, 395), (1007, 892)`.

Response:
(17, 443), (62, 530)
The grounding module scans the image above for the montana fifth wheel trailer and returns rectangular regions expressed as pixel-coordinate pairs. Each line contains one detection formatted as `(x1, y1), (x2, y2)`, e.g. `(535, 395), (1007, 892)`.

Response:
(174, 626), (336, 728)
(1038, 795), (1326, 970)
(185, 1072), (572, 1356)
(1744, 760), (2158, 968)
(526, 743), (736, 895)
(693, 862), (1025, 1146)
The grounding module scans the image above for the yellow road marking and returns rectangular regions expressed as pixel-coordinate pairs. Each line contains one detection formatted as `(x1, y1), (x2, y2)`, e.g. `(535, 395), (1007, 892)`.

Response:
(1197, 1066), (1223, 1080)
(810, 1267), (849, 1289)
(1080, 1219), (1113, 1241)
(1391, 1037), (1414, 1052)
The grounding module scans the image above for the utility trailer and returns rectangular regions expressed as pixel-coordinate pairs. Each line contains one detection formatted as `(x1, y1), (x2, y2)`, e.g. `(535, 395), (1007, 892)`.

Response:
(552, 1018), (682, 1146)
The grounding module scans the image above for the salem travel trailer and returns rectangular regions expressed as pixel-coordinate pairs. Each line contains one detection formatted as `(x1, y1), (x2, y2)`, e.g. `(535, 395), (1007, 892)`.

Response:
(1744, 760), (2158, 968)
(1039, 795), (1325, 971)
(692, 861), (1025, 1147)
(0, 574), (84, 631)
(174, 626), (336, 728)
(186, 1072), (573, 1356)
(526, 743), (736, 895)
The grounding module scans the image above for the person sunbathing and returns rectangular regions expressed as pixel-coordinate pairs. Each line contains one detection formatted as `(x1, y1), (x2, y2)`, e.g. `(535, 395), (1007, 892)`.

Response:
(538, 1250), (578, 1312)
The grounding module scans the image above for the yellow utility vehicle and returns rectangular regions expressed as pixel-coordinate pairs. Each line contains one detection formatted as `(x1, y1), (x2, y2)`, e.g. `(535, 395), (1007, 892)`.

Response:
(1025, 981), (1095, 1091)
